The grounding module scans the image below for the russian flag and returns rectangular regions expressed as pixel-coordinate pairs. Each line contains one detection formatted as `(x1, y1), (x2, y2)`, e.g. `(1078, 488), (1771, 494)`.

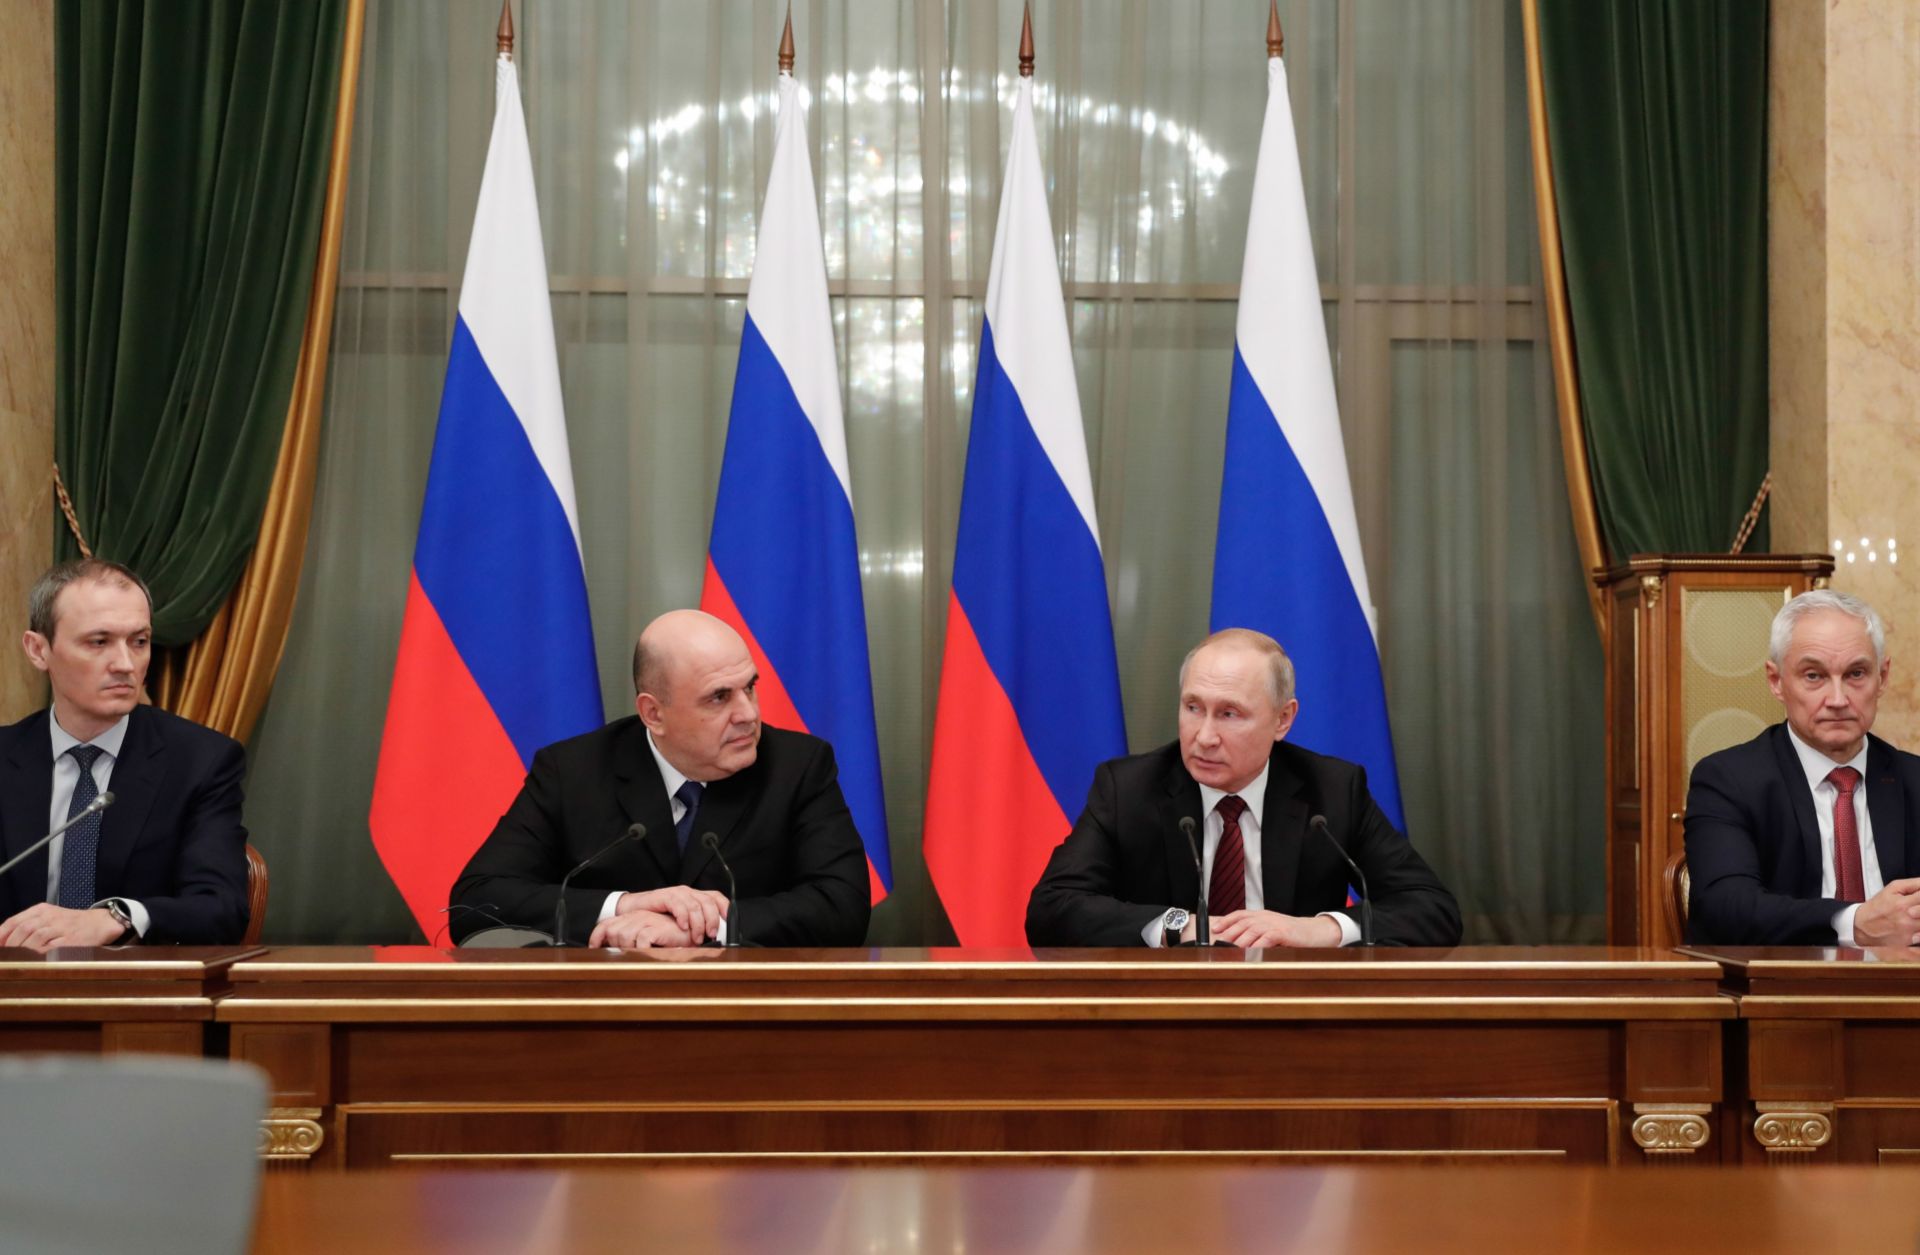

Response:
(701, 63), (892, 903)
(922, 67), (1127, 946)
(369, 48), (603, 939)
(1211, 42), (1404, 829)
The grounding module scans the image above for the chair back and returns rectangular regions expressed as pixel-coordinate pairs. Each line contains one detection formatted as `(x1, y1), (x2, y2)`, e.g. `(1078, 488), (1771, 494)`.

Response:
(0, 1054), (266, 1255)
(243, 842), (268, 946)
(1663, 848), (1690, 944)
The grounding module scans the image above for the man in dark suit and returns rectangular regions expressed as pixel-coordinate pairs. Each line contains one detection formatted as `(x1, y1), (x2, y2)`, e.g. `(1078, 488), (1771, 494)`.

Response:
(451, 609), (870, 948)
(1027, 628), (1460, 948)
(1686, 590), (1920, 946)
(0, 560), (249, 949)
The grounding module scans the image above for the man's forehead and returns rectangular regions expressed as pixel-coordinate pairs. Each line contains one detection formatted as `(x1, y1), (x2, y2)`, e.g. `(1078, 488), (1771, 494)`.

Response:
(55, 580), (150, 625)
(1183, 647), (1267, 695)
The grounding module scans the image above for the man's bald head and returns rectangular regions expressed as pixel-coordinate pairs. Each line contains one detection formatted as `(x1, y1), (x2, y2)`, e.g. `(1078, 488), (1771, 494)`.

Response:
(632, 609), (745, 702)
(632, 610), (763, 781)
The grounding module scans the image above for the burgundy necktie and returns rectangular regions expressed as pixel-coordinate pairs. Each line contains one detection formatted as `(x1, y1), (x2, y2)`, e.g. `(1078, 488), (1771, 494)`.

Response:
(1209, 795), (1249, 917)
(1828, 766), (1865, 903)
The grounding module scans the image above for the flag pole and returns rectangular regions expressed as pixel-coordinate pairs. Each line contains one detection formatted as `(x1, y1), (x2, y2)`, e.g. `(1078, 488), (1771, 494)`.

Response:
(496, 0), (514, 60)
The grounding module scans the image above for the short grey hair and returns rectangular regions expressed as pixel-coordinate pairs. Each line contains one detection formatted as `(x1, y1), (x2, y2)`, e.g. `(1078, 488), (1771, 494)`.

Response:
(28, 559), (152, 641)
(1769, 589), (1887, 668)
(1179, 627), (1296, 708)
(632, 638), (664, 698)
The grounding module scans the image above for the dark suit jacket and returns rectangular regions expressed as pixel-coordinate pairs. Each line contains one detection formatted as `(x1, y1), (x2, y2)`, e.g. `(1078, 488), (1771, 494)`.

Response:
(451, 718), (871, 946)
(0, 705), (250, 943)
(1026, 739), (1461, 947)
(1684, 723), (1920, 945)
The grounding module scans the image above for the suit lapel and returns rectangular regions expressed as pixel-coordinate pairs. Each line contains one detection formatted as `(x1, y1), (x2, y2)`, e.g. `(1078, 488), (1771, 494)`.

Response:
(1161, 756), (1203, 910)
(679, 763), (752, 884)
(1769, 724), (1826, 895)
(614, 724), (680, 880)
(94, 707), (161, 893)
(1259, 750), (1309, 914)
(1867, 735), (1909, 884)
(0, 714), (55, 911)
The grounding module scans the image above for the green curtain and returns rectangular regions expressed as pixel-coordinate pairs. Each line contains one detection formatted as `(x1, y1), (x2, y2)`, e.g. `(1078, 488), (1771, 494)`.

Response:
(55, 0), (349, 645)
(1535, 1), (1769, 557)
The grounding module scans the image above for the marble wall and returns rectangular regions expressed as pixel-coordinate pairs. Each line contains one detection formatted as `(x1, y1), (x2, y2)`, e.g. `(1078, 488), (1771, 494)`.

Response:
(0, 1), (55, 721)
(1770, 0), (1920, 746)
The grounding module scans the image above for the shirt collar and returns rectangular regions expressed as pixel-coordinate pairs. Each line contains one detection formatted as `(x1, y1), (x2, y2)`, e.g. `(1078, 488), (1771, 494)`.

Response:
(645, 728), (691, 798)
(48, 708), (130, 763)
(1198, 758), (1271, 829)
(1785, 722), (1869, 792)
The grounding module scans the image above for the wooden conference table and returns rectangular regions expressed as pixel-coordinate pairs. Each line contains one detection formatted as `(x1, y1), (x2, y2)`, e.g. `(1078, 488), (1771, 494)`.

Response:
(250, 1163), (1920, 1253)
(211, 946), (1731, 1168)
(1685, 945), (1920, 1164)
(17, 945), (1920, 1168)
(0, 944), (260, 1057)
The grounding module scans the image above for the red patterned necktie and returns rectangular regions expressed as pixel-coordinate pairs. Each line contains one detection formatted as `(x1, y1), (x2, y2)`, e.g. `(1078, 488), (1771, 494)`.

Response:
(1828, 766), (1865, 903)
(1209, 794), (1249, 917)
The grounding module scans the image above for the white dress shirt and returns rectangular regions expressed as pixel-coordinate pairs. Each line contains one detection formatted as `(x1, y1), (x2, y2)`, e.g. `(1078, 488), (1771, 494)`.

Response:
(1144, 760), (1359, 947)
(1783, 725), (1881, 946)
(595, 731), (725, 943)
(46, 710), (148, 937)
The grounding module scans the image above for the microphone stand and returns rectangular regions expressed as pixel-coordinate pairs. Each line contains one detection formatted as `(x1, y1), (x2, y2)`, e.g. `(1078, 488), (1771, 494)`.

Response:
(0, 793), (115, 882)
(552, 823), (646, 947)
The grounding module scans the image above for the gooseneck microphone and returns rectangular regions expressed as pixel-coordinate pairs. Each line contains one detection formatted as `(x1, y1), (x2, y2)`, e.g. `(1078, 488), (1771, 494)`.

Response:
(700, 832), (741, 948)
(553, 823), (646, 947)
(0, 792), (115, 882)
(1310, 814), (1373, 947)
(1178, 815), (1210, 946)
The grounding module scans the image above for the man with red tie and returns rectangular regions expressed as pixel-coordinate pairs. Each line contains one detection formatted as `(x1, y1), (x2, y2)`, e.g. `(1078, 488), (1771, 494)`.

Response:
(1025, 628), (1460, 949)
(1686, 590), (1920, 945)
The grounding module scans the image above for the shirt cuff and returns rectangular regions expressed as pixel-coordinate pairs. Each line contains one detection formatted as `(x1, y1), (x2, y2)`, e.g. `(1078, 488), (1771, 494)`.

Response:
(1833, 903), (1861, 947)
(597, 891), (624, 925)
(1142, 915), (1166, 948)
(1320, 911), (1361, 947)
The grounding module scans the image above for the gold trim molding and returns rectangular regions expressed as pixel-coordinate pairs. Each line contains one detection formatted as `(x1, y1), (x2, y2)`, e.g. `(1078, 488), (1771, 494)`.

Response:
(260, 1107), (325, 1160)
(1630, 1103), (1711, 1155)
(1753, 1103), (1832, 1153)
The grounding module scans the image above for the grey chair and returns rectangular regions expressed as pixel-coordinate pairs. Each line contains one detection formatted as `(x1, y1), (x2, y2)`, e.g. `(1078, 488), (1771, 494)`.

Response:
(0, 1054), (267, 1255)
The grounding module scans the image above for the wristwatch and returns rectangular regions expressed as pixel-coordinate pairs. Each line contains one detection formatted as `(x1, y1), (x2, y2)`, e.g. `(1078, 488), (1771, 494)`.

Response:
(100, 899), (135, 945)
(1161, 908), (1191, 948)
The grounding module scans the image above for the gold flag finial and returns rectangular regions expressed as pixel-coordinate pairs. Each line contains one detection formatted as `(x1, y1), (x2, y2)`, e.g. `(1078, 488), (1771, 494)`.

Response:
(1267, 0), (1284, 58)
(497, 0), (515, 58)
(778, 5), (795, 73)
(1019, 2), (1035, 78)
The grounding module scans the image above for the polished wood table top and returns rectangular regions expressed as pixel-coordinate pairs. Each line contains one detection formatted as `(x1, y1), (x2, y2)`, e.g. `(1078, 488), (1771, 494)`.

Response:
(253, 1164), (1920, 1252)
(1681, 944), (1920, 1013)
(0, 945), (263, 1022)
(219, 945), (1733, 1023)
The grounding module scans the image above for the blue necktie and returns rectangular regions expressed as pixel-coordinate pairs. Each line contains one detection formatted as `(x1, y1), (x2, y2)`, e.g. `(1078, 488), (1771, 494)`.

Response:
(674, 781), (704, 852)
(57, 744), (105, 909)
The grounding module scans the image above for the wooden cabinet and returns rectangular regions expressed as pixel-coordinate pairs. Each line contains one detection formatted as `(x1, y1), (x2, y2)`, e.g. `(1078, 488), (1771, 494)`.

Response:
(1597, 556), (1833, 947)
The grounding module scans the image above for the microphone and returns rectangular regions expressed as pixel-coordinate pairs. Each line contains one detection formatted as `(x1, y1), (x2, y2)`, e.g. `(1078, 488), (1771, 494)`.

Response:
(1310, 814), (1373, 947)
(1178, 815), (1210, 946)
(700, 832), (741, 948)
(0, 792), (115, 882)
(553, 823), (646, 947)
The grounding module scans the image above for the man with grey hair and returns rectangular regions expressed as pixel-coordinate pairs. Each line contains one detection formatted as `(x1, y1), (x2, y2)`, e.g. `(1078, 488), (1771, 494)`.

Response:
(1026, 628), (1461, 948)
(1685, 589), (1920, 945)
(0, 559), (250, 949)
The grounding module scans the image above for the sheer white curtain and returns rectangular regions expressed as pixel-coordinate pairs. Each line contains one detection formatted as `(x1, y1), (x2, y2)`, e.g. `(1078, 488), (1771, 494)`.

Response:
(247, 0), (1599, 944)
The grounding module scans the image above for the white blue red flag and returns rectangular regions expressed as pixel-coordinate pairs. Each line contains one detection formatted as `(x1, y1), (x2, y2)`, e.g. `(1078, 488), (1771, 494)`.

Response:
(1211, 50), (1404, 829)
(701, 69), (893, 902)
(922, 72), (1127, 946)
(370, 50), (603, 938)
